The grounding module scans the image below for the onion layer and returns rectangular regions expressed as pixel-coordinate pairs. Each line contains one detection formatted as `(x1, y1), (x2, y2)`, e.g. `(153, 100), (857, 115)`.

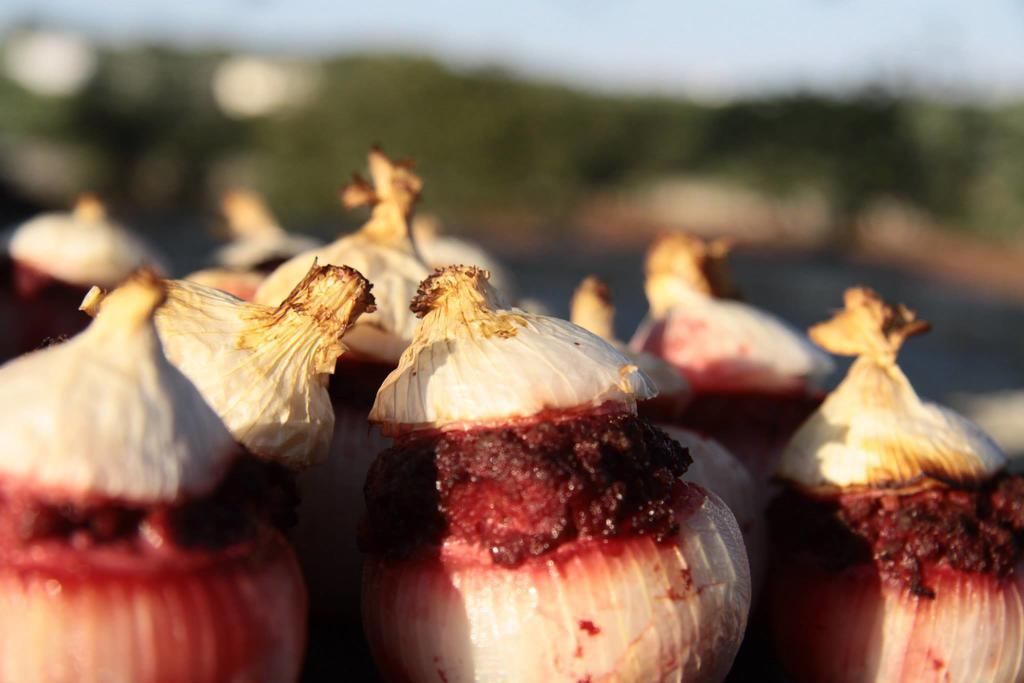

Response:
(0, 532), (307, 683)
(770, 559), (1024, 683)
(291, 405), (391, 618)
(662, 426), (766, 596)
(363, 488), (750, 682)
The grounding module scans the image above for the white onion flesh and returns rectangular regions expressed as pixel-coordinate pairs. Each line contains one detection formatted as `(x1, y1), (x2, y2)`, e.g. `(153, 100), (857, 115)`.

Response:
(770, 559), (1024, 683)
(290, 405), (391, 618)
(363, 488), (751, 682)
(662, 426), (765, 595)
(0, 533), (307, 683)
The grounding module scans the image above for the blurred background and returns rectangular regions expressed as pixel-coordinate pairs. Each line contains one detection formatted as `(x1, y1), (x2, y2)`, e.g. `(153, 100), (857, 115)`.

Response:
(1, 0), (1022, 454)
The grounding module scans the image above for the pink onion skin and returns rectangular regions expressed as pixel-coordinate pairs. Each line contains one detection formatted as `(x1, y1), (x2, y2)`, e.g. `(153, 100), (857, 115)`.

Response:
(363, 487), (751, 683)
(632, 317), (822, 481)
(0, 531), (307, 683)
(770, 558), (1024, 683)
(291, 405), (391, 618)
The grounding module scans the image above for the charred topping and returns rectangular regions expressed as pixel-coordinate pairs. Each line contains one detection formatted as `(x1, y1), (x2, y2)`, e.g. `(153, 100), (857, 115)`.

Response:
(769, 475), (1024, 598)
(361, 411), (692, 567)
(5, 454), (298, 552)
(810, 287), (930, 364)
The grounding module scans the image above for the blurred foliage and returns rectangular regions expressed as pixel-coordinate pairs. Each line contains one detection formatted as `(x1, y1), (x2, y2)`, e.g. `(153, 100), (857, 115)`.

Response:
(1, 45), (1023, 239)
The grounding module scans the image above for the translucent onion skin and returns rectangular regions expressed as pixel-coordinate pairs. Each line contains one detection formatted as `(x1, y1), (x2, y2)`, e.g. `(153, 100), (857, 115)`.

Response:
(291, 405), (391, 618)
(363, 488), (751, 683)
(769, 559), (1024, 683)
(0, 531), (307, 683)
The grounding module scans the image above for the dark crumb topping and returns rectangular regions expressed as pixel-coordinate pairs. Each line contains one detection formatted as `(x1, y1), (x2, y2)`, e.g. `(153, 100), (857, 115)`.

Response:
(361, 410), (692, 567)
(4, 455), (298, 553)
(769, 475), (1024, 598)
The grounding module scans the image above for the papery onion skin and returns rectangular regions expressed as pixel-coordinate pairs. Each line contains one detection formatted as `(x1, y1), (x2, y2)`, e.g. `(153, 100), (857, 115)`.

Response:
(0, 530), (307, 683)
(769, 559), (1024, 683)
(363, 486), (751, 683)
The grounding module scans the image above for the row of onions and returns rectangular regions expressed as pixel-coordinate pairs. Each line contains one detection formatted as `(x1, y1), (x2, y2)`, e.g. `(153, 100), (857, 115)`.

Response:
(0, 147), (1020, 683)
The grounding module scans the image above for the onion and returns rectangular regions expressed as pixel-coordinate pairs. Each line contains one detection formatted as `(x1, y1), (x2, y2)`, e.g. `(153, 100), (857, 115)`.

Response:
(362, 266), (751, 682)
(254, 148), (430, 617)
(1, 194), (165, 357)
(661, 426), (765, 594)
(183, 189), (322, 301)
(769, 287), (1022, 683)
(364, 489), (749, 683)
(0, 532), (306, 683)
(629, 233), (831, 479)
(770, 559), (1024, 683)
(0, 273), (309, 682)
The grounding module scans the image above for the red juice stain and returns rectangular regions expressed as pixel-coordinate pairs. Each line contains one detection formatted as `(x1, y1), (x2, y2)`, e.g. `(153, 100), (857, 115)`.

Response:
(578, 620), (601, 636)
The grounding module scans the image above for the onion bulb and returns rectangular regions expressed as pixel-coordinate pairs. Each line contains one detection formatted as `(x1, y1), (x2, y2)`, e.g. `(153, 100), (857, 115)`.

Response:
(185, 189), (321, 301)
(1, 194), (165, 358)
(412, 213), (517, 299)
(81, 262), (374, 471)
(570, 276), (764, 590)
(361, 266), (751, 682)
(629, 232), (832, 479)
(0, 272), (306, 682)
(256, 147), (431, 617)
(768, 287), (1023, 683)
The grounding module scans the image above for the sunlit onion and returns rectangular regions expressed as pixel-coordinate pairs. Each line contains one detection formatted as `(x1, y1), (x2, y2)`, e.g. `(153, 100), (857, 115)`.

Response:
(364, 490), (749, 682)
(0, 533), (306, 683)
(769, 288), (1022, 683)
(362, 266), (751, 682)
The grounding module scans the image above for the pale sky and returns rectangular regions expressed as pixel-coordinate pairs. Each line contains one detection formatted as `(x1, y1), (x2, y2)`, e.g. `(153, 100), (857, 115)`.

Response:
(2, 0), (1024, 100)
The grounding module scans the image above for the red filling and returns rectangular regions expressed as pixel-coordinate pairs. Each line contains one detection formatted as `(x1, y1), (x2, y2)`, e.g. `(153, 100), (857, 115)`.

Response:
(1, 257), (92, 357)
(0, 455), (298, 573)
(663, 389), (821, 476)
(361, 409), (692, 567)
(769, 475), (1024, 597)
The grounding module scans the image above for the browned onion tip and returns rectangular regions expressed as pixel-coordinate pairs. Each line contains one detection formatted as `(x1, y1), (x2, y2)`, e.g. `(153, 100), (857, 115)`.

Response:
(809, 286), (930, 364)
(72, 192), (107, 222)
(770, 558), (1024, 683)
(339, 147), (423, 227)
(645, 231), (740, 300)
(219, 188), (280, 239)
(0, 533), (307, 683)
(362, 490), (751, 683)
